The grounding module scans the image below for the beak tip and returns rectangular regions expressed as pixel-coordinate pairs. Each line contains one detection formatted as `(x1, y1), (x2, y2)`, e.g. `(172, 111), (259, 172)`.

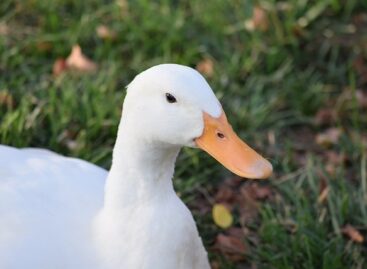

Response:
(260, 160), (273, 179)
(243, 159), (273, 179)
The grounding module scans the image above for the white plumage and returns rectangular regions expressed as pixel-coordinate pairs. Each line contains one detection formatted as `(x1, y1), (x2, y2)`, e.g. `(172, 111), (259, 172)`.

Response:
(0, 64), (271, 269)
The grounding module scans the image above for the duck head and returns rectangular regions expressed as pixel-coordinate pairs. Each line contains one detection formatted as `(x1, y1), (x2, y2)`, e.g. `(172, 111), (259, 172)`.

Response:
(123, 64), (272, 179)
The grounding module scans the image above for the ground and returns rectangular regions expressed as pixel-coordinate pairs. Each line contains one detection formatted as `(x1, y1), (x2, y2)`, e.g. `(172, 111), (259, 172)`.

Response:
(0, 0), (366, 268)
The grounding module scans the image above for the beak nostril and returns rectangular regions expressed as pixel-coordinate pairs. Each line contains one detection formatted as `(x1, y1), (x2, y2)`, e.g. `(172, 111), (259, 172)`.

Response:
(216, 132), (225, 139)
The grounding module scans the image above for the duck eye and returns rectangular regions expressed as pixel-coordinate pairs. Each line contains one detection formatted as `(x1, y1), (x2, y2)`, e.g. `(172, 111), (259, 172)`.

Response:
(165, 93), (177, 103)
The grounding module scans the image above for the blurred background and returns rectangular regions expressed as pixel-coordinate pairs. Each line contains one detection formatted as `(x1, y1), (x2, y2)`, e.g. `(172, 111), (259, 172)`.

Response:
(1, 0), (366, 268)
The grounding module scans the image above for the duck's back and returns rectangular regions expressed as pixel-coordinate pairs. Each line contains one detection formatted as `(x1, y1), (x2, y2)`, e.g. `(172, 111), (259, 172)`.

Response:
(0, 145), (107, 269)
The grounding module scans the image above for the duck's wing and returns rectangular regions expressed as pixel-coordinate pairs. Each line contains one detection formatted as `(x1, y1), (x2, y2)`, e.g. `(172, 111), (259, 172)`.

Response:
(0, 145), (107, 269)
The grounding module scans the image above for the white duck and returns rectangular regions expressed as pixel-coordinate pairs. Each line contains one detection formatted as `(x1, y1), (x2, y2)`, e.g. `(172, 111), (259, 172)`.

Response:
(0, 64), (272, 269)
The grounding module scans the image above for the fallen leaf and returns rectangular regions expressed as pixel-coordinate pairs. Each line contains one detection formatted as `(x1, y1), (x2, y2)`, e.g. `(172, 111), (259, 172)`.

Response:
(214, 233), (247, 262)
(318, 186), (329, 203)
(196, 58), (214, 77)
(0, 90), (14, 109)
(245, 6), (269, 32)
(315, 108), (336, 126)
(0, 22), (8, 36)
(356, 90), (367, 108)
(267, 130), (276, 145)
(341, 224), (364, 243)
(315, 128), (342, 147)
(66, 45), (97, 72)
(212, 203), (233, 229)
(53, 58), (67, 76)
(96, 25), (117, 40)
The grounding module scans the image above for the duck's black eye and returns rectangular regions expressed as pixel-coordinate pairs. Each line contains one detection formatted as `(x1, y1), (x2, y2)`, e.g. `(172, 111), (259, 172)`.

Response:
(165, 93), (177, 103)
(216, 131), (225, 139)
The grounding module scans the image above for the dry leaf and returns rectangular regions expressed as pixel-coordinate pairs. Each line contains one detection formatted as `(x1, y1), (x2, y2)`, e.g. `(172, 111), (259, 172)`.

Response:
(212, 203), (233, 229)
(341, 224), (364, 243)
(356, 90), (367, 108)
(315, 108), (336, 126)
(315, 128), (342, 147)
(66, 45), (97, 72)
(53, 58), (67, 76)
(245, 6), (269, 32)
(0, 90), (14, 109)
(267, 130), (276, 145)
(96, 25), (117, 40)
(0, 23), (8, 36)
(196, 58), (214, 77)
(318, 186), (329, 203)
(214, 234), (247, 262)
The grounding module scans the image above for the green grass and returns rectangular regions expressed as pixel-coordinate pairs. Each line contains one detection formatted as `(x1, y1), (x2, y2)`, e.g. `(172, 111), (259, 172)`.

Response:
(1, 0), (367, 268)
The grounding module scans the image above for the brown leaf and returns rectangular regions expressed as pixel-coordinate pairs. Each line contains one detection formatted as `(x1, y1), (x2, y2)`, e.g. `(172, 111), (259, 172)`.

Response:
(315, 108), (336, 126)
(0, 22), (8, 36)
(53, 58), (68, 77)
(0, 90), (14, 109)
(96, 25), (117, 40)
(356, 90), (367, 108)
(341, 224), (364, 243)
(196, 58), (214, 77)
(318, 186), (329, 204)
(315, 128), (342, 147)
(245, 6), (269, 32)
(66, 45), (97, 72)
(267, 130), (276, 145)
(214, 234), (247, 262)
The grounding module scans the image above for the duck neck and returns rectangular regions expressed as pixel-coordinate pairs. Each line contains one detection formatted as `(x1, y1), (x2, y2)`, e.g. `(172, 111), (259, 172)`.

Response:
(104, 120), (181, 210)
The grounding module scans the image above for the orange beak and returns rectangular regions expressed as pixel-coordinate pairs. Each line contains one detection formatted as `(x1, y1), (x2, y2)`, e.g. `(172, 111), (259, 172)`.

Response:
(195, 112), (272, 179)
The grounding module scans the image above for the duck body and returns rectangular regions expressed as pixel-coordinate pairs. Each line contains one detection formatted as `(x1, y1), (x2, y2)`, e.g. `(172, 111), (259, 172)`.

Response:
(0, 64), (272, 268)
(0, 145), (209, 269)
(0, 145), (106, 269)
